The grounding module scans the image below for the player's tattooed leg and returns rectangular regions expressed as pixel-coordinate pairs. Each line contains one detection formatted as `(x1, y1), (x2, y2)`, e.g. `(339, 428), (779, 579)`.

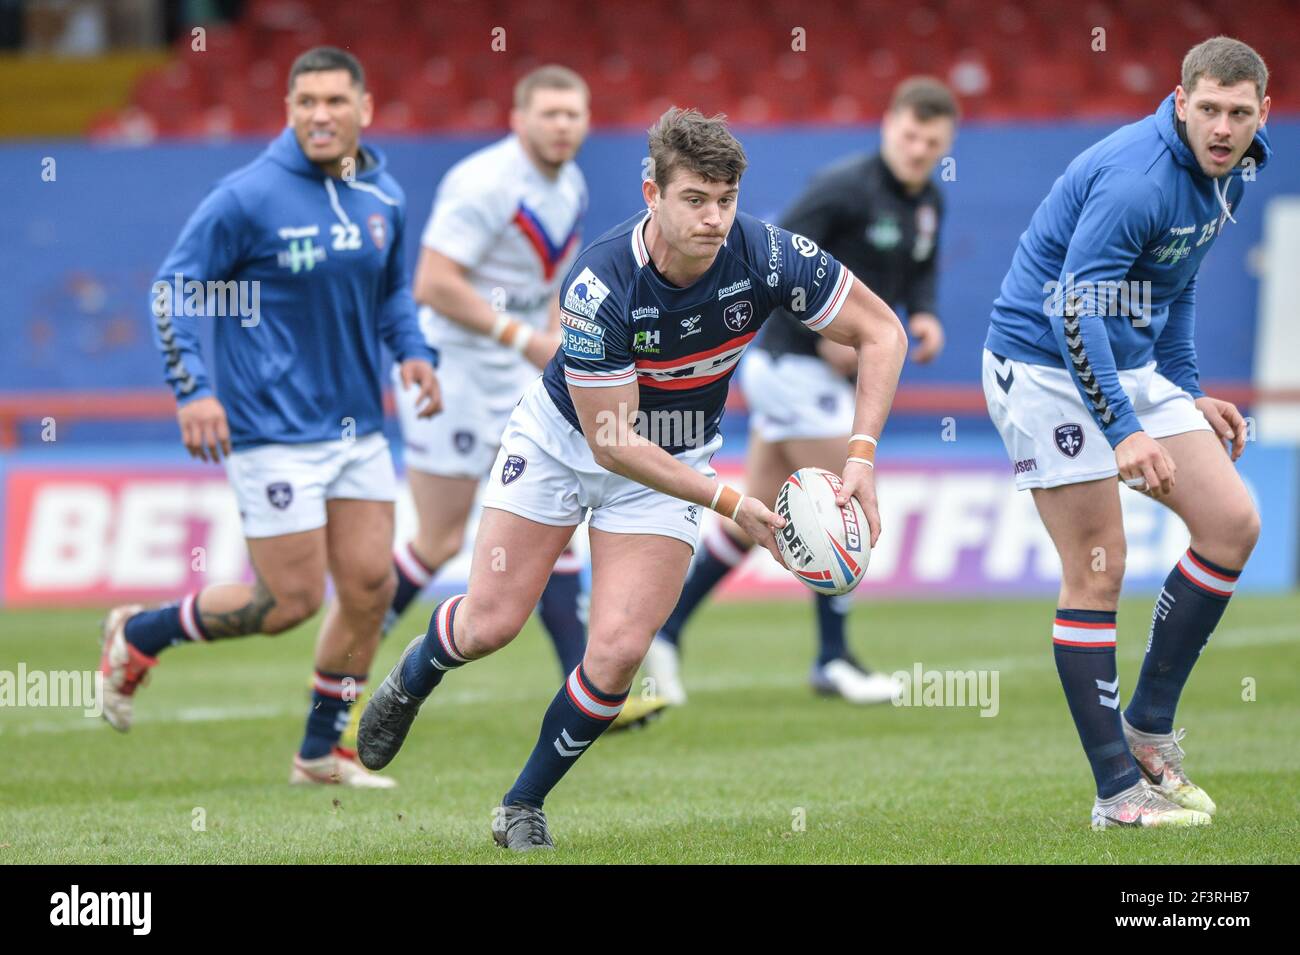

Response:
(199, 573), (278, 637)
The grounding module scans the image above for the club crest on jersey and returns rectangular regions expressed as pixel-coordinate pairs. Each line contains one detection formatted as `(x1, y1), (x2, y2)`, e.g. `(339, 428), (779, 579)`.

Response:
(563, 267), (611, 319)
(368, 213), (387, 250)
(501, 454), (527, 485)
(266, 482), (293, 509)
(723, 300), (754, 331)
(453, 430), (475, 454)
(1054, 423), (1085, 458)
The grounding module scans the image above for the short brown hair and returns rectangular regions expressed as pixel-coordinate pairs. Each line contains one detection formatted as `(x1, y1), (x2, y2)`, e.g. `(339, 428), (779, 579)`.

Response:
(1182, 36), (1268, 99)
(889, 76), (960, 122)
(513, 64), (589, 110)
(646, 107), (748, 192)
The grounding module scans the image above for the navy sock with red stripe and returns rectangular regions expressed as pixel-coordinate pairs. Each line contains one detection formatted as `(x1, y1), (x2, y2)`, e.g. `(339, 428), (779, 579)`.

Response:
(401, 595), (469, 698)
(299, 670), (366, 759)
(537, 568), (587, 675)
(503, 664), (627, 809)
(388, 542), (436, 628)
(657, 525), (749, 649)
(1125, 549), (1240, 736)
(124, 592), (209, 657)
(1053, 608), (1142, 799)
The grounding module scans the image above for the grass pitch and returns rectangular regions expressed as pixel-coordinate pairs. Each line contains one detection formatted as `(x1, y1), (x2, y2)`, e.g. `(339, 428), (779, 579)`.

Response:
(2, 594), (1296, 863)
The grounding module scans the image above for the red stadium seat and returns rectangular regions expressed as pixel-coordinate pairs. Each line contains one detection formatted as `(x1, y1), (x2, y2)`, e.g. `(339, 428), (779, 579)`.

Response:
(101, 0), (1299, 133)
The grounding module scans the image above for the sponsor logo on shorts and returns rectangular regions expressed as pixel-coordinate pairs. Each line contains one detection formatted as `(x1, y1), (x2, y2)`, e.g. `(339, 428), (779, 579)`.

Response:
(1014, 457), (1038, 474)
(1054, 424), (1085, 459)
(562, 267), (610, 319)
(685, 504), (700, 526)
(723, 300), (754, 332)
(453, 430), (475, 454)
(817, 393), (838, 413)
(266, 482), (293, 509)
(718, 278), (752, 300)
(501, 454), (527, 485)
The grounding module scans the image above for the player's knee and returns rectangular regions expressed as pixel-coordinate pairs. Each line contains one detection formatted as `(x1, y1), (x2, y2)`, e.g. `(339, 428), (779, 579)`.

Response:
(1213, 501), (1260, 566)
(336, 563), (396, 613)
(416, 524), (465, 569)
(263, 586), (324, 635)
(1064, 543), (1125, 605)
(585, 624), (649, 681)
(459, 596), (527, 655)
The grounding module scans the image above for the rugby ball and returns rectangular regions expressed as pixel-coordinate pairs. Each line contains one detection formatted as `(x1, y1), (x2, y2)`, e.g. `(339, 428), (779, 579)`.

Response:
(774, 467), (870, 596)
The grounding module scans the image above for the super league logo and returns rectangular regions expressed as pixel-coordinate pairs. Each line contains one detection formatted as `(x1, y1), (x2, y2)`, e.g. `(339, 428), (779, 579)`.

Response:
(501, 454), (527, 485)
(1054, 423), (1085, 458)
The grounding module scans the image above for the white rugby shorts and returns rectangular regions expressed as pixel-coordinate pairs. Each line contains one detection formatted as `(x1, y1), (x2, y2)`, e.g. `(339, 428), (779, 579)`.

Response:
(394, 341), (539, 479)
(479, 378), (722, 550)
(224, 431), (396, 538)
(982, 348), (1211, 491)
(740, 349), (855, 443)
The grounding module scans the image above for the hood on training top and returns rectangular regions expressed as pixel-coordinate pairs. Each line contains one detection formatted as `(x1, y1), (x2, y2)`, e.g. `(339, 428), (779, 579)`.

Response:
(264, 125), (388, 181)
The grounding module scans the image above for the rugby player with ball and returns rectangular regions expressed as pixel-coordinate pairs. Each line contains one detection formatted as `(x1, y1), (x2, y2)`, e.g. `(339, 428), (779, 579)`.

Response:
(357, 107), (908, 850)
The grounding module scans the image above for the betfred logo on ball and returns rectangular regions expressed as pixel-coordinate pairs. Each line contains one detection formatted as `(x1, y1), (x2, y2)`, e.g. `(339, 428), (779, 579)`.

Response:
(774, 467), (870, 596)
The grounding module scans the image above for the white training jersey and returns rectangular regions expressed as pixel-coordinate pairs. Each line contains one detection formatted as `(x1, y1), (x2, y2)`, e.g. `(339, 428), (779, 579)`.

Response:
(419, 134), (587, 356)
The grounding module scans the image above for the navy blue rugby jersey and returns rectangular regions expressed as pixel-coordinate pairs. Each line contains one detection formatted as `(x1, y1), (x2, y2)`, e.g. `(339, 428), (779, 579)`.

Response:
(542, 211), (852, 454)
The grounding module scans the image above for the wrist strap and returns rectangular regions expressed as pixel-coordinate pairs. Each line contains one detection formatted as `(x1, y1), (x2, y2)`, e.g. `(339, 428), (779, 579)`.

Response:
(848, 433), (878, 468)
(710, 484), (743, 521)
(492, 314), (531, 353)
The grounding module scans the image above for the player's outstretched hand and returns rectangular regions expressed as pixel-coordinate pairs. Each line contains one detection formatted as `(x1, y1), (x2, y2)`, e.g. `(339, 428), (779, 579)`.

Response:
(524, 331), (562, 370)
(908, 312), (945, 364)
(835, 461), (881, 547)
(1196, 395), (1247, 461)
(400, 358), (442, 418)
(734, 496), (787, 564)
(1115, 431), (1176, 498)
(177, 396), (231, 463)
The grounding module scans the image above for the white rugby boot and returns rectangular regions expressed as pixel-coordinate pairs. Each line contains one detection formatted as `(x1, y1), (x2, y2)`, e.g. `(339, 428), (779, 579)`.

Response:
(98, 604), (154, 732)
(1122, 715), (1217, 816)
(290, 747), (398, 788)
(1091, 779), (1212, 829)
(810, 658), (903, 705)
(641, 635), (688, 706)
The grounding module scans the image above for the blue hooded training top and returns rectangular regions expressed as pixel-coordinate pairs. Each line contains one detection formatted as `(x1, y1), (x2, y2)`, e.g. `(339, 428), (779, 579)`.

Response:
(985, 91), (1271, 448)
(150, 127), (435, 449)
